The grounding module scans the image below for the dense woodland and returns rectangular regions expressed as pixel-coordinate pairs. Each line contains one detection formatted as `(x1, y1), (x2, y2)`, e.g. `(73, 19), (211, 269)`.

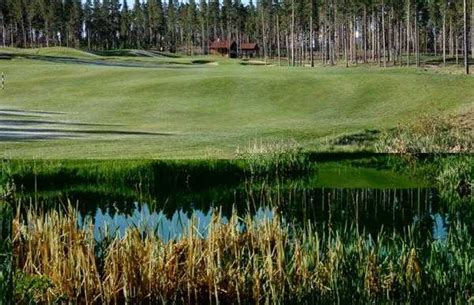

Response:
(0, 0), (472, 67)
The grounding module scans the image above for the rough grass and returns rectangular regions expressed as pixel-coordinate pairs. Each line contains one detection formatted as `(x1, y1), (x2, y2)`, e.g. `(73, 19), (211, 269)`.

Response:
(0, 200), (12, 303)
(0, 47), (473, 159)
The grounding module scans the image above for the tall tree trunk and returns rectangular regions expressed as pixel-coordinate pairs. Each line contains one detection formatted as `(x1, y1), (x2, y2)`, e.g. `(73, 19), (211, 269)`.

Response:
(332, 2), (336, 65)
(377, 12), (381, 66)
(399, 21), (403, 66)
(344, 23), (348, 67)
(322, 27), (325, 63)
(465, 0), (470, 73)
(1, 16), (5, 47)
(21, 18), (26, 47)
(456, 30), (459, 65)
(471, 0), (474, 59)
(261, 5), (267, 64)
(449, 18), (453, 56)
(353, 15), (357, 64)
(415, 9), (419, 67)
(291, 0), (295, 66)
(443, 11), (446, 64)
(201, 21), (205, 55)
(382, 1), (386, 67)
(45, 21), (50, 47)
(407, 0), (410, 66)
(10, 24), (14, 47)
(389, 8), (393, 64)
(310, 12), (314, 67)
(28, 19), (33, 48)
(363, 6), (367, 63)
(372, 13), (375, 62)
(277, 14), (281, 66)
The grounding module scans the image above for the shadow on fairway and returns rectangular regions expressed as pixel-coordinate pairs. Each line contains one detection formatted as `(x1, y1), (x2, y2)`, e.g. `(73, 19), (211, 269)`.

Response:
(423, 57), (474, 65)
(0, 53), (12, 60)
(332, 129), (381, 146)
(0, 119), (121, 127)
(0, 126), (171, 138)
(0, 133), (81, 141)
(91, 49), (182, 58)
(0, 110), (172, 142)
(6, 53), (204, 69)
(0, 108), (68, 115)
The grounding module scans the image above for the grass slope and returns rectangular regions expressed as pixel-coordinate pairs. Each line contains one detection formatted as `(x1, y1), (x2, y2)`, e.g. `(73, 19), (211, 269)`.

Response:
(0, 47), (473, 159)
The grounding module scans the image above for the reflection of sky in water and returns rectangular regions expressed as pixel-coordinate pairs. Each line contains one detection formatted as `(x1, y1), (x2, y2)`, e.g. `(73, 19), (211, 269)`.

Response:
(84, 203), (274, 242)
(74, 187), (449, 242)
(412, 213), (449, 240)
(431, 213), (449, 240)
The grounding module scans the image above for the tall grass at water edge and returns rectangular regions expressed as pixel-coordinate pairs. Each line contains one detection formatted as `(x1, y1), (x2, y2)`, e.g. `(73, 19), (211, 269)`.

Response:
(11, 204), (474, 304)
(377, 115), (473, 210)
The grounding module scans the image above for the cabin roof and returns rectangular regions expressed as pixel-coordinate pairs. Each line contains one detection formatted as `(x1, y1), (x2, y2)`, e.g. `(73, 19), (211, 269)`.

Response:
(210, 40), (234, 50)
(241, 43), (258, 50)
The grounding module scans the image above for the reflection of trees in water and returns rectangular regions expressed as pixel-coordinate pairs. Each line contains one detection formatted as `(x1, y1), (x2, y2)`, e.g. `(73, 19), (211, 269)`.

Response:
(17, 178), (444, 237)
(244, 183), (441, 235)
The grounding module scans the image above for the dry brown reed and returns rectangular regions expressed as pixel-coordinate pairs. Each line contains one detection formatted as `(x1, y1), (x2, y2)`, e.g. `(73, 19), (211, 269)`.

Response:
(12, 204), (474, 304)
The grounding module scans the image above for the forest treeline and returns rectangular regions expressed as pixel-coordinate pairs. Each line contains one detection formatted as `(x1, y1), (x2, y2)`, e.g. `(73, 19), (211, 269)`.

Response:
(0, 0), (472, 66)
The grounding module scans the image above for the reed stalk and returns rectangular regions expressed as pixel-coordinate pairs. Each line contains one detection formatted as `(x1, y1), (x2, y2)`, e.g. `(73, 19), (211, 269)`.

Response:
(12, 204), (474, 304)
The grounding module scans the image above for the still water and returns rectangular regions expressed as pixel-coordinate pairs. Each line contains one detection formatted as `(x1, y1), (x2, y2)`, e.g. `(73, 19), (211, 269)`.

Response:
(13, 158), (454, 241)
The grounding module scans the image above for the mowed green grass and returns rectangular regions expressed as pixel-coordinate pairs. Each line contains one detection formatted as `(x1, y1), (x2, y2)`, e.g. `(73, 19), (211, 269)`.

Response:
(0, 47), (472, 159)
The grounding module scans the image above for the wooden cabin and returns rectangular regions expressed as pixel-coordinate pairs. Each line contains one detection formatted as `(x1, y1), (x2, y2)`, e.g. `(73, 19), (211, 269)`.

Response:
(240, 43), (259, 58)
(210, 40), (238, 58)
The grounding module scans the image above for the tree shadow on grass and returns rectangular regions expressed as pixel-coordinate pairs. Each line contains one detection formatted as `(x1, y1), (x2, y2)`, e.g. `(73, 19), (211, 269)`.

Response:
(6, 53), (202, 69)
(0, 119), (121, 127)
(0, 132), (81, 141)
(332, 129), (381, 147)
(0, 126), (172, 138)
(0, 108), (67, 116)
(0, 111), (172, 142)
(424, 57), (474, 65)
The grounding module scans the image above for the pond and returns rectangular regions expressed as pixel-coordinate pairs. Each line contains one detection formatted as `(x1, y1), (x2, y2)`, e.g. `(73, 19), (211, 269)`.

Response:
(4, 155), (473, 304)
(9, 155), (456, 241)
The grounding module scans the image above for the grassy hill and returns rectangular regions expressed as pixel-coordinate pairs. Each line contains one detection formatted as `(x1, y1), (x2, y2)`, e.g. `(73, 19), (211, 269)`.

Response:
(0, 47), (472, 159)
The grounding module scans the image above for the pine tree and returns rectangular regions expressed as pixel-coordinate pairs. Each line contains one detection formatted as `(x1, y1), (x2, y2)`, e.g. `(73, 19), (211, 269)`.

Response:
(83, 0), (91, 48)
(208, 0), (220, 40)
(185, 0), (198, 54)
(166, 0), (176, 51)
(0, 0), (7, 46)
(199, 0), (208, 53)
(109, 0), (121, 49)
(120, 0), (131, 48)
(147, 0), (160, 46)
(132, 0), (145, 48)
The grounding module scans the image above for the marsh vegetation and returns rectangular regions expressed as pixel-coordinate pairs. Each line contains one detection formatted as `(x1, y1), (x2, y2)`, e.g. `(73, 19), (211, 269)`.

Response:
(1, 148), (472, 304)
(11, 203), (473, 304)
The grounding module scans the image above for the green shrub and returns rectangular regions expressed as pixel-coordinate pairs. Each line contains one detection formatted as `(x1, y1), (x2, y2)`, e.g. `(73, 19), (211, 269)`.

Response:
(14, 272), (56, 304)
(377, 115), (473, 154)
(435, 156), (473, 207)
(235, 139), (313, 177)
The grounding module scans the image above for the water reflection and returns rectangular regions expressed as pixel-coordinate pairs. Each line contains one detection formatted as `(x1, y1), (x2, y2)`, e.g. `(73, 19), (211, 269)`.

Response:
(12, 161), (458, 241)
(84, 203), (274, 242)
(66, 185), (451, 242)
